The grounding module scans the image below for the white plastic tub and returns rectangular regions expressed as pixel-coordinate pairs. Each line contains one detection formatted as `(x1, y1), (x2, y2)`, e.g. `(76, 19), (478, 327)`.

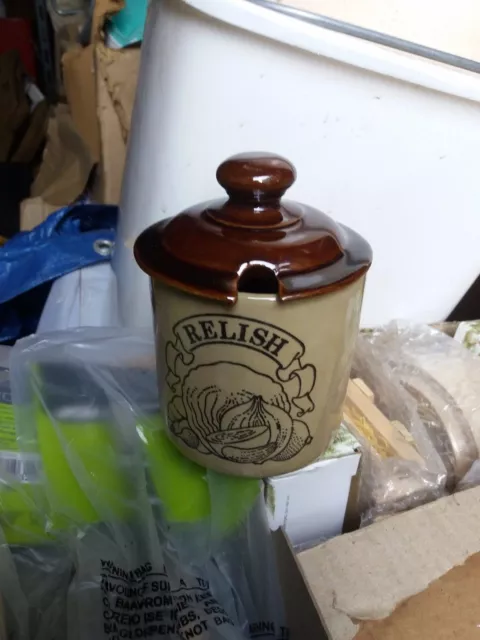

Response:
(115, 0), (480, 329)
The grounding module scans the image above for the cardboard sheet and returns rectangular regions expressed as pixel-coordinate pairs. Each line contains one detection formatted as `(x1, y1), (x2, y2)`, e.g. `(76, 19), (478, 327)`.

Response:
(298, 486), (480, 639)
(93, 43), (140, 203)
(274, 531), (328, 640)
(96, 44), (139, 139)
(30, 105), (93, 204)
(63, 45), (100, 162)
(355, 552), (480, 639)
(20, 105), (94, 230)
(61, 0), (140, 204)
(92, 0), (140, 203)
(94, 46), (127, 204)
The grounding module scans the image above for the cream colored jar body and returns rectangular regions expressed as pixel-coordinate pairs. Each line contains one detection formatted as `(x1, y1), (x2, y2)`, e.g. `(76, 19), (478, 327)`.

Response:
(152, 278), (365, 478)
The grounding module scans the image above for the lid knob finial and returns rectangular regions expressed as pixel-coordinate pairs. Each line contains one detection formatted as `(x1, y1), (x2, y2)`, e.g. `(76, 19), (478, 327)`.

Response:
(216, 152), (296, 202)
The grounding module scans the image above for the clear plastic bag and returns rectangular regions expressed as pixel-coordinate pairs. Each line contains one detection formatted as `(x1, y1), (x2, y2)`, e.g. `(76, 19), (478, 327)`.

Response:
(351, 331), (448, 525)
(7, 328), (287, 640)
(366, 322), (480, 487)
(353, 321), (480, 524)
(0, 346), (72, 640)
(454, 320), (480, 356)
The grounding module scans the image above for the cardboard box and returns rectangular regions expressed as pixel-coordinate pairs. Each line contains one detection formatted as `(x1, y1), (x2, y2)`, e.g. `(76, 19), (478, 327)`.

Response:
(274, 531), (328, 640)
(93, 43), (140, 203)
(62, 45), (100, 163)
(20, 105), (94, 230)
(61, 0), (140, 205)
(266, 425), (361, 549)
(92, 0), (140, 204)
(296, 486), (480, 639)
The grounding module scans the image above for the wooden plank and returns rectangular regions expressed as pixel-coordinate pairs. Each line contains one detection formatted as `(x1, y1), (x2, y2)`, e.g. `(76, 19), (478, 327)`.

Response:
(352, 378), (375, 402)
(344, 380), (424, 465)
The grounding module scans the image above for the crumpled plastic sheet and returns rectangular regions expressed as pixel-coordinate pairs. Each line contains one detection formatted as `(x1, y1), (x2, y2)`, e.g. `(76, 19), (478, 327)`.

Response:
(352, 328), (447, 525)
(355, 321), (480, 524)
(0, 328), (287, 640)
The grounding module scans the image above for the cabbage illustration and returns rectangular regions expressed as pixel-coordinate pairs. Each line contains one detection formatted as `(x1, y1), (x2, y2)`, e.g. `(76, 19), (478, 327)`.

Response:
(168, 362), (311, 464)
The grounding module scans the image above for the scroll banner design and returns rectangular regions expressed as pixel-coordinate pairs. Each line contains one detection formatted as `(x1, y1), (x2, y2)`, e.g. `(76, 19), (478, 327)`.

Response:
(166, 314), (316, 417)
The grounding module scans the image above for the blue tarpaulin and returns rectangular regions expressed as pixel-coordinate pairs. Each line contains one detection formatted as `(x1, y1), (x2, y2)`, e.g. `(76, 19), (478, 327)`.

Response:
(0, 203), (118, 343)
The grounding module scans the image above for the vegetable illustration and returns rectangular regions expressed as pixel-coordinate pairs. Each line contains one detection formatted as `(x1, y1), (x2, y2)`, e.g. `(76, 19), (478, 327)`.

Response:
(222, 442), (278, 465)
(167, 361), (311, 465)
(272, 420), (313, 462)
(206, 426), (270, 448)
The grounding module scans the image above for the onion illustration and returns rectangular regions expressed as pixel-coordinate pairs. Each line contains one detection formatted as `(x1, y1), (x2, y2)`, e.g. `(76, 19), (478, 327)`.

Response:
(272, 420), (313, 461)
(220, 396), (277, 430)
(168, 361), (310, 464)
(207, 425), (270, 449)
(219, 395), (293, 460)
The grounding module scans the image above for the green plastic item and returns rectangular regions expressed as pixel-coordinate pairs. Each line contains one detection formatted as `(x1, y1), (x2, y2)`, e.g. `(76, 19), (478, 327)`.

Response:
(36, 406), (130, 529)
(36, 401), (259, 534)
(3, 357), (258, 543)
(138, 415), (260, 534)
(0, 483), (51, 546)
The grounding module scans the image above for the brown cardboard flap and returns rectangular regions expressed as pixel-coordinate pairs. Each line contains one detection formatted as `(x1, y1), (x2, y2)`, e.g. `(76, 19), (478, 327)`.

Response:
(298, 487), (480, 639)
(31, 105), (93, 204)
(94, 44), (140, 203)
(63, 45), (100, 163)
(94, 47), (126, 204)
(274, 530), (329, 640)
(355, 552), (480, 639)
(20, 197), (58, 232)
(96, 44), (140, 139)
(21, 105), (94, 230)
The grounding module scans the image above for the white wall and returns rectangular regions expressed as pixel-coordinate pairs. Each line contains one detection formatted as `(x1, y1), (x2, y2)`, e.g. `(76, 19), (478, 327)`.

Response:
(278, 0), (480, 62)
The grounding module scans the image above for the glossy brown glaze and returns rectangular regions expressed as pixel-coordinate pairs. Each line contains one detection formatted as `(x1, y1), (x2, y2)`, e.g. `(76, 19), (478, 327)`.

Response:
(134, 153), (372, 302)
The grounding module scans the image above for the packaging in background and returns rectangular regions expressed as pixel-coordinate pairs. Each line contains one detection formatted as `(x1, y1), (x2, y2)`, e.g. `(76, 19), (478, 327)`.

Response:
(455, 320), (480, 356)
(364, 322), (480, 491)
(8, 328), (287, 640)
(350, 334), (447, 525)
(266, 425), (360, 549)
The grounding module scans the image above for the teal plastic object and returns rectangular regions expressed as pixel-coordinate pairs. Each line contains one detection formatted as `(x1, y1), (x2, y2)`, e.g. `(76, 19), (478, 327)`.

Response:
(106, 0), (149, 48)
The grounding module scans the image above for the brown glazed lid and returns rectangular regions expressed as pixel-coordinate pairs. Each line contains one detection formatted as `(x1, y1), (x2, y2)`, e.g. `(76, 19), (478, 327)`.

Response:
(134, 152), (372, 303)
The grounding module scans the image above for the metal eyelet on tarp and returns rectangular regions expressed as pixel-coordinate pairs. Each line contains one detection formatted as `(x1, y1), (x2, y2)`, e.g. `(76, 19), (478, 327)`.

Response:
(93, 239), (115, 257)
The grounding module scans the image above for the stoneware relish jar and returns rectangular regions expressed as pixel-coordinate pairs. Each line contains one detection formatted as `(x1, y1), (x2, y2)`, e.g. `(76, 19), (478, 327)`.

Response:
(134, 153), (372, 478)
